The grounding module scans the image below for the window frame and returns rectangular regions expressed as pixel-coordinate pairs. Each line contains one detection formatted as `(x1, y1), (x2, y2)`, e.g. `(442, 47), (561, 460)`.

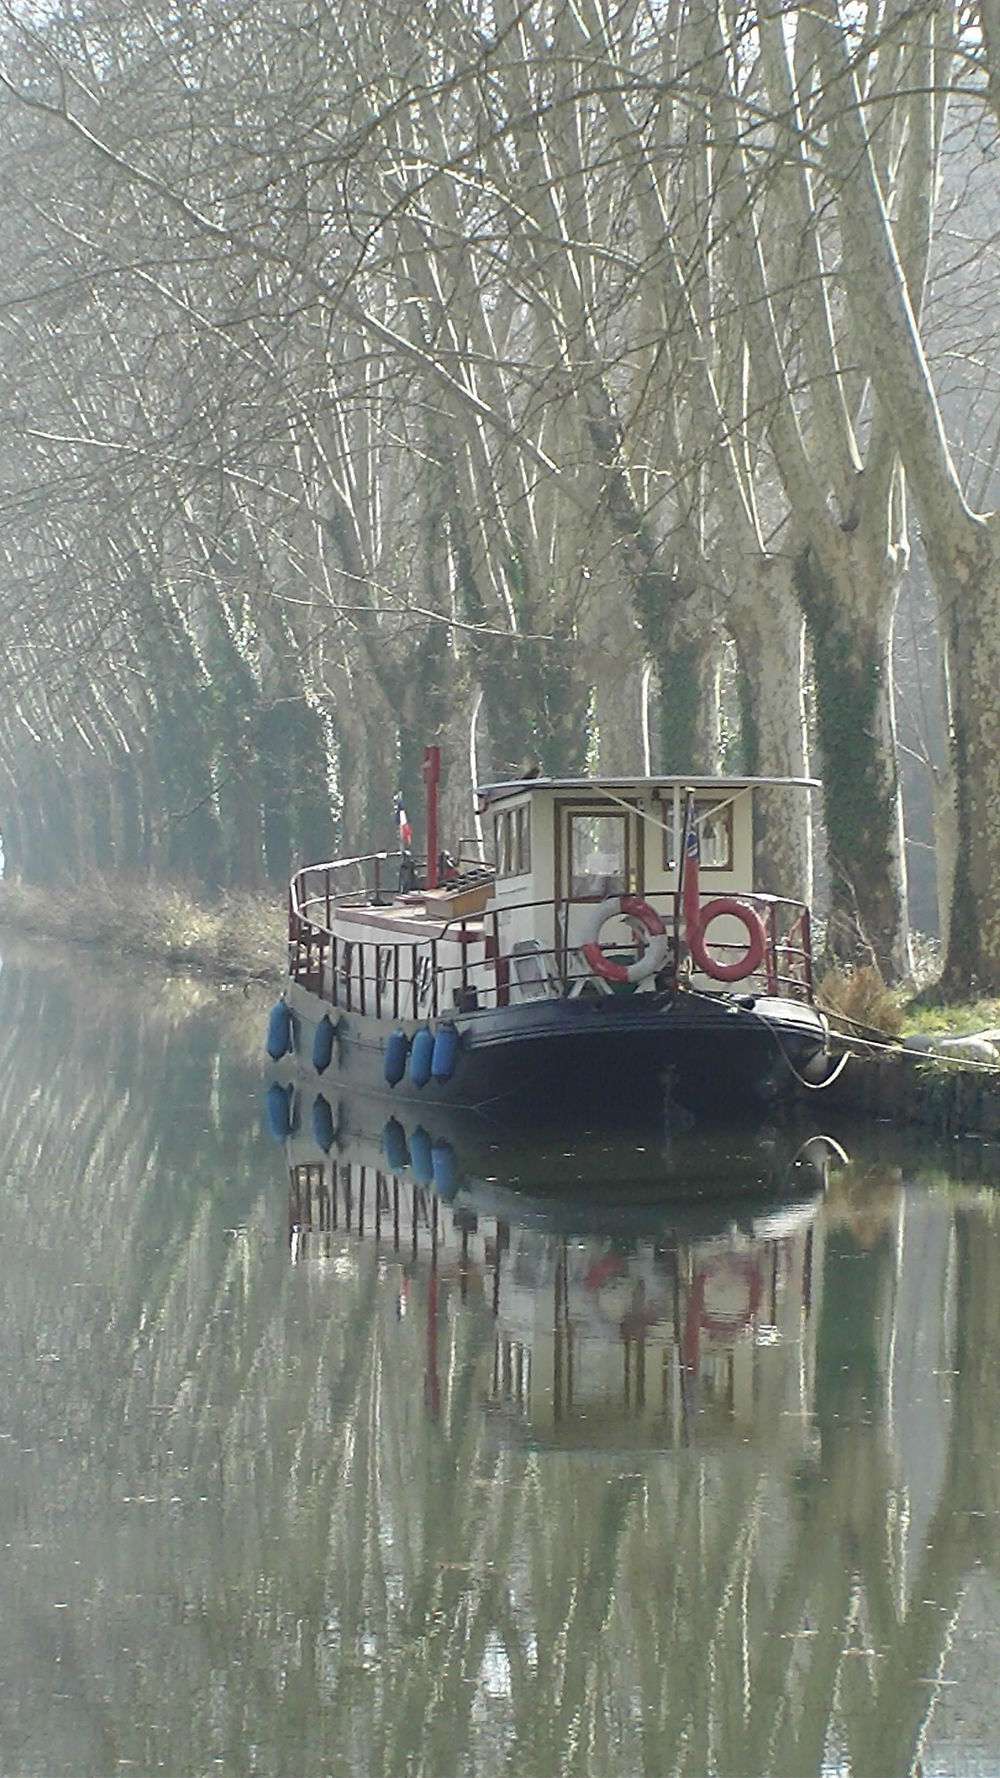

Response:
(493, 802), (532, 879)
(566, 806), (630, 900)
(660, 795), (733, 872)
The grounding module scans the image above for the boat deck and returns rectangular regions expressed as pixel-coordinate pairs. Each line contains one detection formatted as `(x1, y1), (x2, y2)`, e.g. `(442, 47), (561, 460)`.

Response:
(315, 897), (487, 944)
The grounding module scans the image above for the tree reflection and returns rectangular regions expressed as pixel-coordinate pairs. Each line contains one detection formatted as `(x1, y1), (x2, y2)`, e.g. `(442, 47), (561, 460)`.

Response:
(0, 942), (999, 1775)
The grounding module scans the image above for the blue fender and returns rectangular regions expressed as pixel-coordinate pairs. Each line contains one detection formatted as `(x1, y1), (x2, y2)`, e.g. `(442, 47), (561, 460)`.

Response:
(381, 1117), (410, 1173)
(265, 998), (294, 1061)
(265, 1080), (295, 1140)
(431, 1021), (461, 1084)
(409, 1027), (434, 1090)
(312, 1014), (337, 1074)
(431, 1140), (458, 1201)
(383, 1029), (409, 1088)
(311, 1093), (336, 1153)
(409, 1125), (433, 1186)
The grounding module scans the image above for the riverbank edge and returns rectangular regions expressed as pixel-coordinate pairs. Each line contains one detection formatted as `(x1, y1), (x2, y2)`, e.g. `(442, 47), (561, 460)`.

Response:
(824, 1039), (1000, 1144)
(0, 878), (286, 988)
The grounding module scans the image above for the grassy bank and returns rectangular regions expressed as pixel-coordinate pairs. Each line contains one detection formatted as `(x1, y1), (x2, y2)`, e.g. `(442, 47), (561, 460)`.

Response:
(817, 959), (1000, 1044)
(0, 876), (285, 986)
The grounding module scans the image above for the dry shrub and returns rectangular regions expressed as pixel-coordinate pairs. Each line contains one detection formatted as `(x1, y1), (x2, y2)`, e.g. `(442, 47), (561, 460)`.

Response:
(824, 1159), (903, 1245)
(0, 874), (284, 985)
(816, 963), (903, 1037)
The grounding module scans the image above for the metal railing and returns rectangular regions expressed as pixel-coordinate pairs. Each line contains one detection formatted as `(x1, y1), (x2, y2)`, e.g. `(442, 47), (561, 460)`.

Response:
(287, 866), (815, 1018)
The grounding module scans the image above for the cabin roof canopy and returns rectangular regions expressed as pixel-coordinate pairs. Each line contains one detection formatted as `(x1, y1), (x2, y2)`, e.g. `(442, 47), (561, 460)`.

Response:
(476, 774), (820, 810)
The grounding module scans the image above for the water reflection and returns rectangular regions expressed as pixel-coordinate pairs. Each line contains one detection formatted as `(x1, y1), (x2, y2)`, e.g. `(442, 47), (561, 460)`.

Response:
(2, 937), (1000, 1777)
(287, 1102), (834, 1455)
(277, 1097), (1000, 1777)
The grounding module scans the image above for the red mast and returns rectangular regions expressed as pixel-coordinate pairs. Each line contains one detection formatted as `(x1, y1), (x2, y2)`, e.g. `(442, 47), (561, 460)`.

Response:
(423, 745), (441, 889)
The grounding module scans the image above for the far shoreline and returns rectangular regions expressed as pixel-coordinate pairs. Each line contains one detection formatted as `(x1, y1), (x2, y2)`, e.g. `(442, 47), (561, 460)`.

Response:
(0, 876), (285, 989)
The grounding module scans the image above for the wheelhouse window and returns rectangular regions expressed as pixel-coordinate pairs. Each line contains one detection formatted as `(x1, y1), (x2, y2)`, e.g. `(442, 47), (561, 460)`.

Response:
(660, 795), (733, 871)
(695, 798), (732, 868)
(569, 811), (627, 898)
(494, 803), (531, 878)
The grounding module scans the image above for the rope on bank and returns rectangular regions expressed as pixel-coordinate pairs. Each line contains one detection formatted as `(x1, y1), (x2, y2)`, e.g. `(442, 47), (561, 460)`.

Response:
(815, 1015), (1000, 1142)
(827, 1022), (1000, 1074)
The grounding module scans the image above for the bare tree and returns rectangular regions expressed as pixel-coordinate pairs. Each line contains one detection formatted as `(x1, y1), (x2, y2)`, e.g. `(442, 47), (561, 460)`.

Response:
(3, 0), (1000, 998)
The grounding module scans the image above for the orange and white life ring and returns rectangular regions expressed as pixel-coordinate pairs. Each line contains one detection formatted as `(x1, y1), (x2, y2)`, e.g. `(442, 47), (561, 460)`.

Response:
(582, 894), (670, 985)
(687, 896), (767, 983)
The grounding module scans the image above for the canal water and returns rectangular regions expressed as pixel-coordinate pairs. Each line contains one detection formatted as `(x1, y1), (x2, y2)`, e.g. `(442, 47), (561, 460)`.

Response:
(1, 938), (999, 1778)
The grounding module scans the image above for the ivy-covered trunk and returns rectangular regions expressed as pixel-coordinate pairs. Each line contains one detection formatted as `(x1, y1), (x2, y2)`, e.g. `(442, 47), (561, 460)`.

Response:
(649, 633), (722, 776)
(799, 552), (910, 979)
(12, 751), (78, 883)
(336, 694), (403, 863)
(589, 647), (645, 775)
(937, 545), (1000, 993)
(730, 569), (813, 907)
(631, 568), (722, 776)
(479, 635), (588, 782)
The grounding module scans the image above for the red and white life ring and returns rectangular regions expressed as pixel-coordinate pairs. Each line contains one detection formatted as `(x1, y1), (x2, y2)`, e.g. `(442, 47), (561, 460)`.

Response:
(688, 1255), (762, 1339)
(687, 896), (767, 983)
(582, 894), (669, 985)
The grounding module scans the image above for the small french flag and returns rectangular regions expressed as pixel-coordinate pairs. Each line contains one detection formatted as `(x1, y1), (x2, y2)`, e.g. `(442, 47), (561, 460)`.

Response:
(395, 793), (412, 848)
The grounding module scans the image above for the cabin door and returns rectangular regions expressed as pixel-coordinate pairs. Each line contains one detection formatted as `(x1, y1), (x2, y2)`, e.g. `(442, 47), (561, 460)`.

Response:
(555, 798), (646, 957)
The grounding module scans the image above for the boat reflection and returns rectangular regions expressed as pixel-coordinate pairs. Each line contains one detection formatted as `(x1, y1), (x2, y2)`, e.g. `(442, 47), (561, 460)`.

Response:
(283, 1089), (845, 1451)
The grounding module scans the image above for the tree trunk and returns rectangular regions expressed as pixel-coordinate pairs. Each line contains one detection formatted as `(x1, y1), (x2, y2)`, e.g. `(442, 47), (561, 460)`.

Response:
(583, 584), (647, 775)
(730, 564), (813, 906)
(797, 548), (911, 979)
(641, 584), (724, 776)
(937, 534), (1000, 991)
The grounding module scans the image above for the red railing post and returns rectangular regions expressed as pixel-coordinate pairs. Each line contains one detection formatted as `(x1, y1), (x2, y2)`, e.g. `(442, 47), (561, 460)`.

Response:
(765, 902), (778, 995)
(801, 908), (813, 993)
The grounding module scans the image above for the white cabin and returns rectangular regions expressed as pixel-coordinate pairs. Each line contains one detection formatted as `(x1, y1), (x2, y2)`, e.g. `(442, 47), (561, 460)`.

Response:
(475, 773), (813, 990)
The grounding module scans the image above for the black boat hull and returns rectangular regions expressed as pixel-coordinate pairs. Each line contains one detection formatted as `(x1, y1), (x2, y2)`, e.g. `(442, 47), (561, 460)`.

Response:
(280, 982), (830, 1130)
